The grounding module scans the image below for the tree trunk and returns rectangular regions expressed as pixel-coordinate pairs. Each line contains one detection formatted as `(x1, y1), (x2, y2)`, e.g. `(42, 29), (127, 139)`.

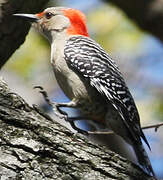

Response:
(0, 78), (154, 179)
(0, 0), (48, 68)
(0, 0), (156, 179)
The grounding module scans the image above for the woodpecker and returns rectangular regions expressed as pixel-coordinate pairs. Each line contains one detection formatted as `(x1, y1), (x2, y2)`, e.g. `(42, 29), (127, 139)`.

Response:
(14, 7), (155, 177)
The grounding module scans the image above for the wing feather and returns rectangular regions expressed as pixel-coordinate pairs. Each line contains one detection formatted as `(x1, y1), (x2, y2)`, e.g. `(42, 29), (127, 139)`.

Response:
(64, 36), (150, 148)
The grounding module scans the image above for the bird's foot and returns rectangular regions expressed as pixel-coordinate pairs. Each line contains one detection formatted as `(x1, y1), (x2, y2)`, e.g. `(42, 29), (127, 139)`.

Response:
(66, 117), (88, 135)
(34, 86), (68, 120)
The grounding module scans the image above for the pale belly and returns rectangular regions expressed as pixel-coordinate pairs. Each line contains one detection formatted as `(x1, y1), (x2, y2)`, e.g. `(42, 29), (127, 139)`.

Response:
(53, 65), (107, 122)
(52, 53), (131, 143)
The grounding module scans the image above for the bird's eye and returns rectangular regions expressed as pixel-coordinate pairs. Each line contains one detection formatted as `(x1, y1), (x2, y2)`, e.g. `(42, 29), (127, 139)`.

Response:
(45, 12), (53, 19)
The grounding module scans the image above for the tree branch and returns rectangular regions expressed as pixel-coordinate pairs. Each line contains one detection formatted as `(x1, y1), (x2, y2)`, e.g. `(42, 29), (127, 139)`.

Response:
(86, 122), (163, 135)
(0, 0), (49, 68)
(104, 0), (163, 42)
(142, 122), (163, 132)
(0, 77), (154, 179)
(0, 1), (157, 179)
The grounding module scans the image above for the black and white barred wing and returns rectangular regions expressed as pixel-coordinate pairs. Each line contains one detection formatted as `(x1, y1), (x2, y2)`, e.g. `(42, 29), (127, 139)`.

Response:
(64, 36), (149, 147)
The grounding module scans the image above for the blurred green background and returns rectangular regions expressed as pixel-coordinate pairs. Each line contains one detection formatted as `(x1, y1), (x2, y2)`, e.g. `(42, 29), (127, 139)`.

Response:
(1, 0), (163, 178)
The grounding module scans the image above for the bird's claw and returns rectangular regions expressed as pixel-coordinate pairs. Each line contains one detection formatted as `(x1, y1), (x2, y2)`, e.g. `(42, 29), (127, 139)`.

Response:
(34, 86), (88, 135)
(55, 109), (68, 121)
(34, 85), (69, 120)
(34, 86), (52, 105)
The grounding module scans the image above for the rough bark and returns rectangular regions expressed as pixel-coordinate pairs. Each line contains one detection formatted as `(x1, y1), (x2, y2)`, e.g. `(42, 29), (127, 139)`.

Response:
(104, 0), (163, 42)
(0, 0), (156, 179)
(0, 77), (154, 180)
(0, 0), (48, 68)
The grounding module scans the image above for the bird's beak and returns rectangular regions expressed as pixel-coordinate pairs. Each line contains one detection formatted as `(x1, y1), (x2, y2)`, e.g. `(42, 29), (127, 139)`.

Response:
(13, 13), (39, 22)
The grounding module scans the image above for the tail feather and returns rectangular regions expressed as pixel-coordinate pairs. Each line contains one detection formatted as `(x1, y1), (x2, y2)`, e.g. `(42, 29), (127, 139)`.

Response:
(140, 130), (151, 151)
(133, 142), (155, 177)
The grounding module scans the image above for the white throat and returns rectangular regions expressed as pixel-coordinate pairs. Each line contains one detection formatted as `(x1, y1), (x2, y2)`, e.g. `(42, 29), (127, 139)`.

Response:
(50, 30), (68, 65)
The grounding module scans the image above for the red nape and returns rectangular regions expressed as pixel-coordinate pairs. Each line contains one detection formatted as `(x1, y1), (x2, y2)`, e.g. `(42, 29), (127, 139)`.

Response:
(63, 9), (89, 37)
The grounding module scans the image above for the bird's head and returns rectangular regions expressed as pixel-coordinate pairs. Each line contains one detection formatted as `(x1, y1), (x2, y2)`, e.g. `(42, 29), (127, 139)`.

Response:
(14, 7), (89, 42)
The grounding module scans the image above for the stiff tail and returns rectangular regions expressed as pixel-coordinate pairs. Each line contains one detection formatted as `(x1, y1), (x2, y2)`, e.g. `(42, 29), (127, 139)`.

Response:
(133, 142), (155, 177)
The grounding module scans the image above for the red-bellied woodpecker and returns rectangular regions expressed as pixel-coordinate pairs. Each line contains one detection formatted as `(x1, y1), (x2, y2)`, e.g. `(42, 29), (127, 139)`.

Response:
(14, 7), (155, 177)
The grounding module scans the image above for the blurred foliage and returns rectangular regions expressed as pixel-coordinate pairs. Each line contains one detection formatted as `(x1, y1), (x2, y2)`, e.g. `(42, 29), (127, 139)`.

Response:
(88, 4), (143, 53)
(4, 3), (144, 79)
(4, 30), (50, 80)
(155, 99), (163, 121)
(3, 2), (162, 123)
(1, 1), (163, 177)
